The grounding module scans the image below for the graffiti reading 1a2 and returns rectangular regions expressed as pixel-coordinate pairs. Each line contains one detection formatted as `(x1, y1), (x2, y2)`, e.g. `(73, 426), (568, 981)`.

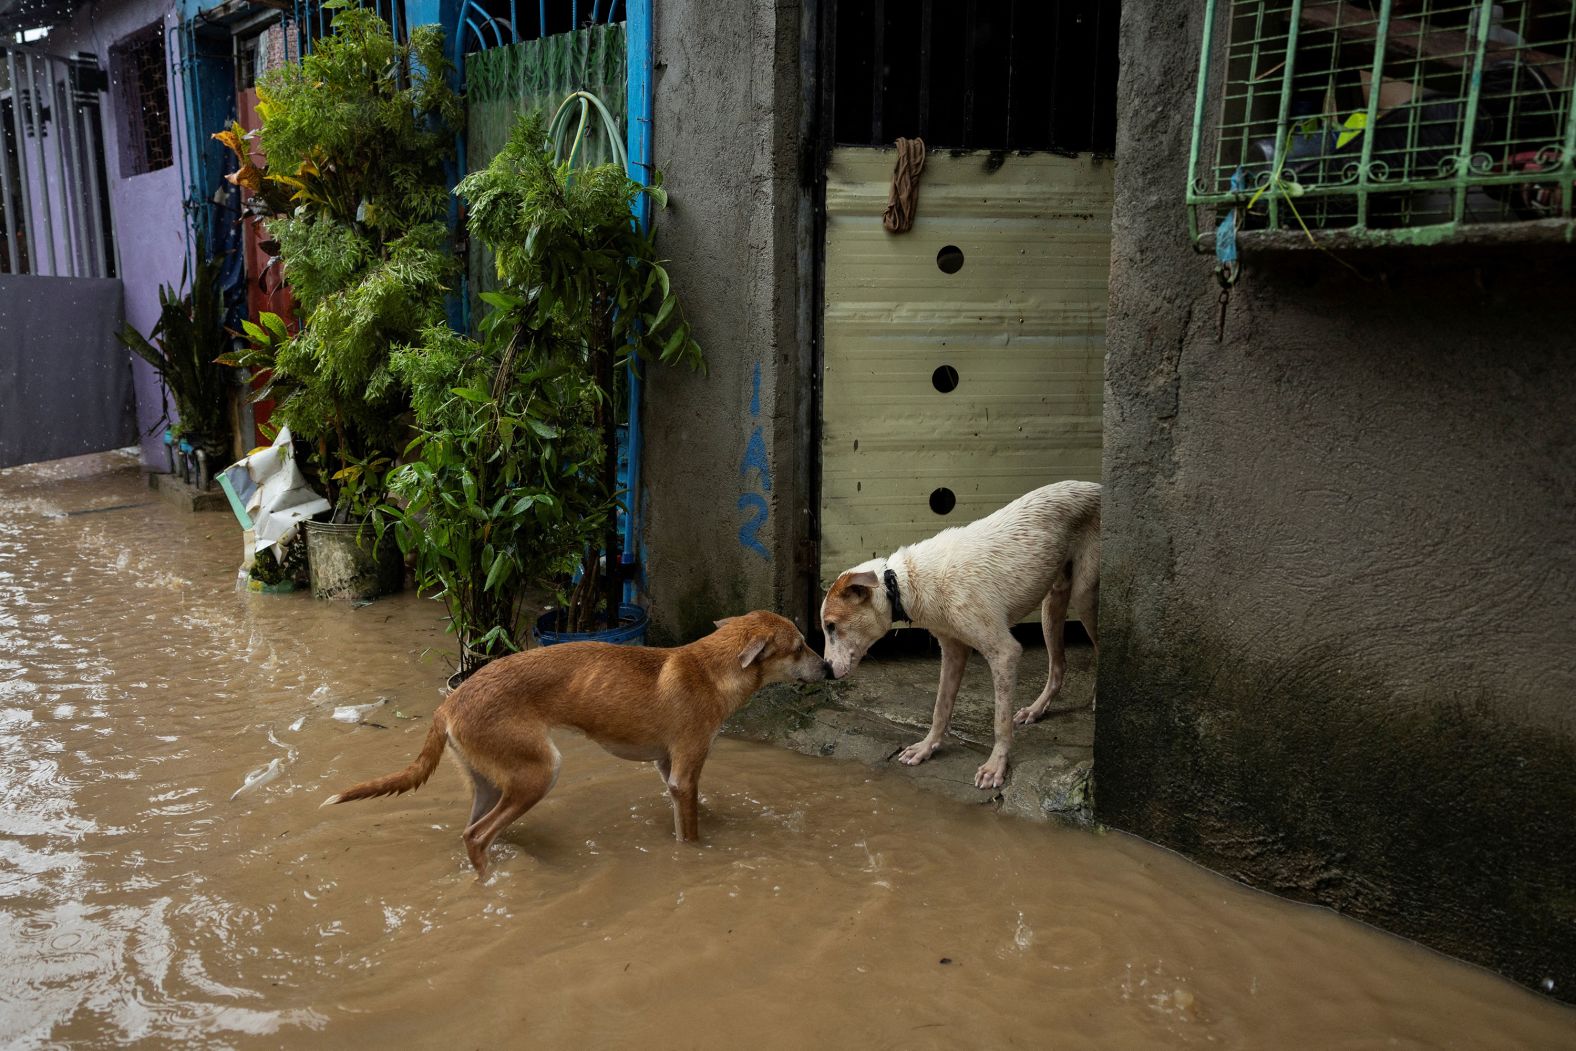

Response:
(738, 363), (771, 560)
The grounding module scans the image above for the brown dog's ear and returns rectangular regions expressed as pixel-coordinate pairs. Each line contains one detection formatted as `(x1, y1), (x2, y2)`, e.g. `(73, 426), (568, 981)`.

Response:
(737, 634), (771, 668)
(713, 617), (736, 629)
(841, 570), (880, 601)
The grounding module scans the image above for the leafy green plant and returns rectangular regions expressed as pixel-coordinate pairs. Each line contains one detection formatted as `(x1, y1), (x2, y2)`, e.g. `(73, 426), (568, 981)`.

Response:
(118, 250), (235, 465)
(384, 113), (703, 675)
(214, 5), (459, 523)
(456, 113), (704, 633)
(330, 449), (395, 524)
(383, 298), (604, 675)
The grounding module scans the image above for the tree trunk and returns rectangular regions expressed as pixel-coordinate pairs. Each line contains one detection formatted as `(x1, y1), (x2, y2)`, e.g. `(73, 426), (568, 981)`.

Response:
(568, 545), (600, 632)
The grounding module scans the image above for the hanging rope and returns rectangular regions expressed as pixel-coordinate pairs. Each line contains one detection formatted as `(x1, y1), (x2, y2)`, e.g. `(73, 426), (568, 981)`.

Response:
(882, 137), (927, 234)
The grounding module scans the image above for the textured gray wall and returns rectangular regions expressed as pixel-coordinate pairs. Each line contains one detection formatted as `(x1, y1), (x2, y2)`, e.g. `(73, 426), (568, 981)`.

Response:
(641, 0), (810, 641)
(1097, 2), (1576, 1002)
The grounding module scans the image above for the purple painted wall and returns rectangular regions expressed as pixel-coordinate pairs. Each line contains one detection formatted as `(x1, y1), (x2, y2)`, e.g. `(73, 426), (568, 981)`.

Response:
(47, 0), (188, 469)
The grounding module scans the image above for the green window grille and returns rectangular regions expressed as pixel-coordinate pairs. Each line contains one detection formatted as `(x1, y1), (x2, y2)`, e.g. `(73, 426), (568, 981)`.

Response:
(463, 22), (627, 318)
(1188, 1), (1576, 247)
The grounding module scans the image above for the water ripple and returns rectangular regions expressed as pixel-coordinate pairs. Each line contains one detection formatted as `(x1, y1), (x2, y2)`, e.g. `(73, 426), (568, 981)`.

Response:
(0, 453), (1570, 1049)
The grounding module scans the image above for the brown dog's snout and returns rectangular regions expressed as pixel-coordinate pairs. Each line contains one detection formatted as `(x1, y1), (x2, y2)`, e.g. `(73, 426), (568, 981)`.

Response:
(821, 660), (834, 680)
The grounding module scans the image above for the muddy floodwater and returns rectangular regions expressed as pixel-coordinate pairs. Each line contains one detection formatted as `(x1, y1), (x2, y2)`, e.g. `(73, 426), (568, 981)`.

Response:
(2, 452), (1573, 1050)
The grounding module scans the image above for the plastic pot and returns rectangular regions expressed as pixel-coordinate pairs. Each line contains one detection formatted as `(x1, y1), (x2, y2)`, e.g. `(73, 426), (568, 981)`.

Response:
(534, 604), (648, 647)
(304, 520), (403, 602)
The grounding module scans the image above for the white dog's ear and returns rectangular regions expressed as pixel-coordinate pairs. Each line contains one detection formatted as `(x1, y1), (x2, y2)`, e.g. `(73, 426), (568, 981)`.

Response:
(841, 570), (880, 600)
(737, 634), (771, 668)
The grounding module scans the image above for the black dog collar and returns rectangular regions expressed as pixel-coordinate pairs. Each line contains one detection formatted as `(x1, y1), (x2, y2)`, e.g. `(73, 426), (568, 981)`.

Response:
(883, 567), (910, 623)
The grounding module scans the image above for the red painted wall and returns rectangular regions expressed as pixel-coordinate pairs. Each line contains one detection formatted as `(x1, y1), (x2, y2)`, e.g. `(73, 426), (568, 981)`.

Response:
(236, 86), (296, 448)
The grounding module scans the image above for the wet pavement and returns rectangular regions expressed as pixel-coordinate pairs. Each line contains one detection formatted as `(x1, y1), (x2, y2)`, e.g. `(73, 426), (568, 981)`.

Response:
(728, 638), (1095, 823)
(2, 451), (1573, 1049)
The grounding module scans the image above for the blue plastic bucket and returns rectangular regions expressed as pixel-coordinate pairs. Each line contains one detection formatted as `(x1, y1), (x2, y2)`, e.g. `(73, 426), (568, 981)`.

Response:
(534, 604), (649, 647)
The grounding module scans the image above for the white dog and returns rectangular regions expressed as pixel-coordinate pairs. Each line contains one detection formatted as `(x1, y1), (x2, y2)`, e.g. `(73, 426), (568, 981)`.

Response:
(819, 481), (1101, 789)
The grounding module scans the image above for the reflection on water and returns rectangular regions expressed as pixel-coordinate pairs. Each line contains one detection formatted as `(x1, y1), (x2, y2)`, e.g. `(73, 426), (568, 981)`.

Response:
(1, 451), (1572, 1049)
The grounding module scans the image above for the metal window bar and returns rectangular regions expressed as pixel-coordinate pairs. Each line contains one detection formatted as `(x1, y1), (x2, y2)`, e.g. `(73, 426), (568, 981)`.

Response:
(286, 0), (409, 58)
(132, 31), (174, 172)
(72, 65), (112, 278)
(169, 19), (204, 270)
(24, 54), (54, 274)
(110, 24), (174, 178)
(0, 43), (114, 277)
(51, 76), (80, 275)
(278, 1), (624, 66)
(1, 62), (25, 274)
(111, 42), (145, 173)
(455, 0), (624, 55)
(833, 1), (1115, 154)
(1188, 0), (1576, 246)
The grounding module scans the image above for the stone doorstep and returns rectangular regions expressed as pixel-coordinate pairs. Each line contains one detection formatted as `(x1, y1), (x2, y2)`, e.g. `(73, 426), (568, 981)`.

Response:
(148, 471), (229, 513)
(724, 641), (1097, 827)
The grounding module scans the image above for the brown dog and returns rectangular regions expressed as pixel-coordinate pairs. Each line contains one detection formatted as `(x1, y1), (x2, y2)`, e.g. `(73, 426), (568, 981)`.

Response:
(322, 610), (829, 877)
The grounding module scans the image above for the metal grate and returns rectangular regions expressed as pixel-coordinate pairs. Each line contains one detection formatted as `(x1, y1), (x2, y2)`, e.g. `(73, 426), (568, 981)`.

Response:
(831, 0), (1120, 153)
(108, 22), (173, 177)
(287, 0), (408, 57)
(1, 43), (116, 277)
(455, 0), (625, 55)
(282, 0), (625, 60)
(1188, 1), (1576, 246)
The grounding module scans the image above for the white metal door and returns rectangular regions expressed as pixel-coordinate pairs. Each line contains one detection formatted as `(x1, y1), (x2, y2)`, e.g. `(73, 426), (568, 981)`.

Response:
(819, 147), (1113, 584)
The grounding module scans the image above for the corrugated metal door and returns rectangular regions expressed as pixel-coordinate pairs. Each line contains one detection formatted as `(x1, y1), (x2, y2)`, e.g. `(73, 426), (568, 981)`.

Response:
(819, 147), (1112, 584)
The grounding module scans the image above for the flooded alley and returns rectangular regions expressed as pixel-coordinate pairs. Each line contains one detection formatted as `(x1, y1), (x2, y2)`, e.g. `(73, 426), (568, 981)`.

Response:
(0, 452), (1571, 1050)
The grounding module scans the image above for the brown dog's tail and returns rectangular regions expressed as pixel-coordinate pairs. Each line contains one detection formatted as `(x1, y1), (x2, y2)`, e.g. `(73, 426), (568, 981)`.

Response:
(320, 709), (448, 807)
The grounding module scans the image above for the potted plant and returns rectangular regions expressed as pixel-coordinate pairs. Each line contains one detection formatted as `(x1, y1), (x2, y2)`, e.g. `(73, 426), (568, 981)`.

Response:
(386, 300), (604, 680)
(463, 112), (704, 641)
(118, 248), (236, 487)
(214, 3), (459, 601)
(388, 113), (702, 679)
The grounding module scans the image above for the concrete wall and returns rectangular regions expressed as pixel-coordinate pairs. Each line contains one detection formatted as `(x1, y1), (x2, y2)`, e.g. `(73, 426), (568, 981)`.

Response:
(49, 0), (187, 468)
(1097, 2), (1576, 1003)
(640, 0), (810, 641)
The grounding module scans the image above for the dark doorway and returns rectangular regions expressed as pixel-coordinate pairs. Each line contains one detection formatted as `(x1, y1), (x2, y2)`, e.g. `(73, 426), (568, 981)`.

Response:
(830, 0), (1120, 152)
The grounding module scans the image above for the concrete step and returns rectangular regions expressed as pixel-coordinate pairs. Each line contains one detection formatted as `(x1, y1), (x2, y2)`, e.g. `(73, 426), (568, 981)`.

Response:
(148, 471), (228, 513)
(725, 640), (1096, 826)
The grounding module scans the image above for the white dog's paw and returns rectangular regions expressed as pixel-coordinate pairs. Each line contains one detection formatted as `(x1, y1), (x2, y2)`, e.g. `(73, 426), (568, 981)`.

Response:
(974, 757), (1008, 790)
(1012, 705), (1041, 726)
(897, 740), (939, 766)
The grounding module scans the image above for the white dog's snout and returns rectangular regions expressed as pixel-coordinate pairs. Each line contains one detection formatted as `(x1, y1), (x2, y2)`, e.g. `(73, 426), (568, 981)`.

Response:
(828, 650), (859, 680)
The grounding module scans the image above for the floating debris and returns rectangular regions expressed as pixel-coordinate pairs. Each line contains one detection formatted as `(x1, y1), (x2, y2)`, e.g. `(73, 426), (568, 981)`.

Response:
(230, 758), (284, 801)
(331, 699), (387, 724)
